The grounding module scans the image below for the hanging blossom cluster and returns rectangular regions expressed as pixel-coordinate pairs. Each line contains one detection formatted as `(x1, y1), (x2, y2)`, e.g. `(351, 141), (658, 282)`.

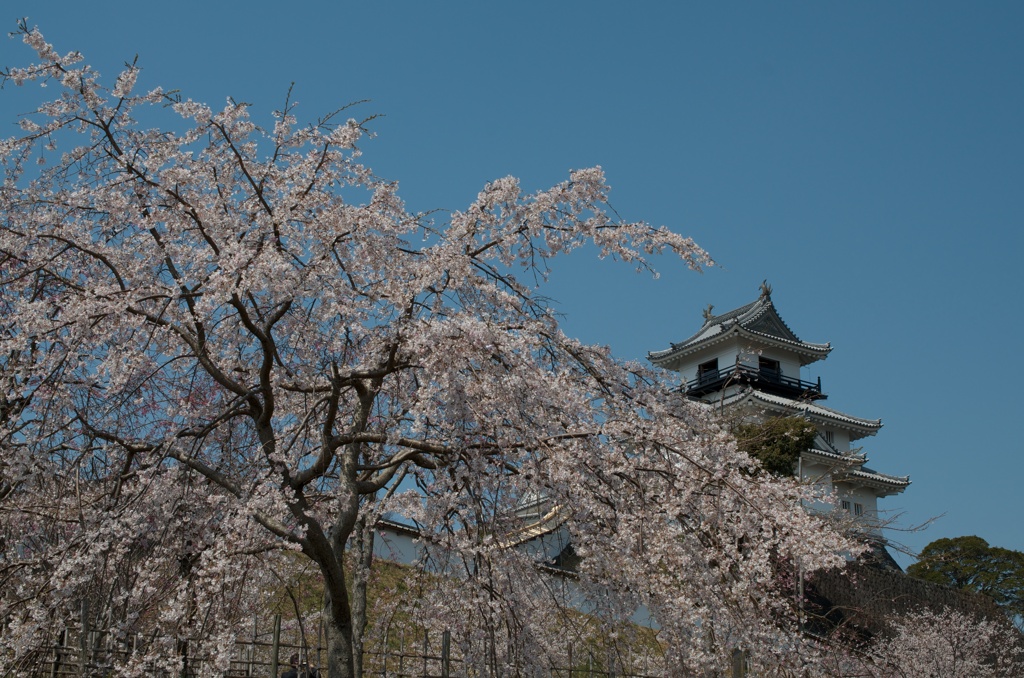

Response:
(0, 24), (964, 678)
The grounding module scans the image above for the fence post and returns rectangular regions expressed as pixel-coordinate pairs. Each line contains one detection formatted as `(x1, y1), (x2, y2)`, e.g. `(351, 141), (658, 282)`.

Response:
(245, 616), (257, 677)
(423, 629), (429, 676)
(271, 614), (281, 678)
(441, 630), (450, 678)
(398, 628), (405, 674)
(50, 628), (66, 678)
(731, 649), (749, 678)
(79, 600), (90, 678)
(90, 629), (100, 675)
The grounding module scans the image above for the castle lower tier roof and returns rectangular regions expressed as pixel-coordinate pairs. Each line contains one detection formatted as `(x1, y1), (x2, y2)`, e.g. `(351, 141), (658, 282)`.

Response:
(717, 389), (883, 440)
(800, 449), (910, 496)
(802, 447), (866, 466)
(833, 467), (911, 495)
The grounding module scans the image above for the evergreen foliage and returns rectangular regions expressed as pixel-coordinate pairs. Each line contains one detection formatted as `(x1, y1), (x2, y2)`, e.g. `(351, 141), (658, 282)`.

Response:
(908, 536), (1024, 629)
(733, 416), (817, 477)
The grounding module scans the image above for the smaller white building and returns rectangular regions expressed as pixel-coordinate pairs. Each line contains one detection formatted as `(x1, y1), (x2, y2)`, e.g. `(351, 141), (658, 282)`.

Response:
(648, 283), (909, 532)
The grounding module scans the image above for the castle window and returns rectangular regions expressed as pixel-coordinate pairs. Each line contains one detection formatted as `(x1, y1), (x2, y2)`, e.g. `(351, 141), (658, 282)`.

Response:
(854, 503), (864, 516)
(758, 356), (781, 382)
(825, 430), (834, 446)
(698, 359), (719, 384)
(841, 500), (851, 512)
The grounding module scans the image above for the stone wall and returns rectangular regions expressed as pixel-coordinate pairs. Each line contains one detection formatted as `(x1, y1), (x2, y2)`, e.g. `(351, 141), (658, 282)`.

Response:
(808, 561), (1004, 638)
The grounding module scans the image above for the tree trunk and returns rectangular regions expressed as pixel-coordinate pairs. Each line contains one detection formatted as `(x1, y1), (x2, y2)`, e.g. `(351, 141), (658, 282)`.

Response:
(351, 514), (375, 678)
(319, 479), (360, 678)
(325, 586), (356, 678)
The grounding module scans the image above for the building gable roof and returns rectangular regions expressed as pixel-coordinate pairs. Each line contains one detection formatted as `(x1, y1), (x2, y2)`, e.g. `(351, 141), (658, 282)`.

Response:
(648, 286), (832, 368)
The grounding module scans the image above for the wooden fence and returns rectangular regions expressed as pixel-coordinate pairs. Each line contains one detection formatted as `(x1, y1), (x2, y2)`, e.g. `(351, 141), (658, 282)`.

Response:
(11, 619), (665, 678)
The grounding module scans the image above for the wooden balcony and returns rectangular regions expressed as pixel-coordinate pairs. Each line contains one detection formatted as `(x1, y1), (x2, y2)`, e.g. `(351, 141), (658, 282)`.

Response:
(684, 364), (826, 400)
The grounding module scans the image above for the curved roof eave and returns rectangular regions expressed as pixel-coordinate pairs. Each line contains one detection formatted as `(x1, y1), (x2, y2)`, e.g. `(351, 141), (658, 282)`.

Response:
(834, 469), (911, 494)
(801, 448), (867, 465)
(738, 327), (832, 359)
(722, 390), (883, 438)
(648, 326), (831, 368)
(648, 294), (832, 368)
(503, 505), (567, 547)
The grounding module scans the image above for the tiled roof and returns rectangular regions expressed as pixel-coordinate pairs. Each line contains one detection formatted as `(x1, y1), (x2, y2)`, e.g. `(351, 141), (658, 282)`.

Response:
(376, 517), (420, 537)
(378, 510), (572, 549)
(835, 467), (911, 490)
(802, 447), (866, 465)
(801, 448), (910, 494)
(648, 292), (831, 367)
(503, 505), (566, 547)
(719, 389), (882, 438)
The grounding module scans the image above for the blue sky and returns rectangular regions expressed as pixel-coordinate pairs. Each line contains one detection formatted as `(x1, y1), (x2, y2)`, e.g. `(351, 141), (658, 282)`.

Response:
(4, 2), (1022, 565)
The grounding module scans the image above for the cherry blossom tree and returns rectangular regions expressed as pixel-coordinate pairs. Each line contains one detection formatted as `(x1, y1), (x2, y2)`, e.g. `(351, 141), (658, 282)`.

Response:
(868, 607), (1024, 677)
(1, 25), (858, 677)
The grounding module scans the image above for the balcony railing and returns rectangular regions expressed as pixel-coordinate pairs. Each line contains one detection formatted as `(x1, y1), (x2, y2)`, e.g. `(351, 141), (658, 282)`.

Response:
(685, 363), (826, 400)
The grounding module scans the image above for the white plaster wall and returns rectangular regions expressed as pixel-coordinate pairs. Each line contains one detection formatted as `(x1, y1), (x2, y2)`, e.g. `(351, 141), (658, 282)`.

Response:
(677, 339), (743, 383)
(779, 355), (801, 380)
(799, 458), (839, 515)
(831, 429), (850, 451)
(679, 339), (808, 386)
(747, 346), (800, 381)
(373, 527), (420, 566)
(836, 485), (879, 514)
(733, 341), (761, 368)
(800, 460), (836, 492)
(835, 483), (882, 534)
(818, 427), (850, 452)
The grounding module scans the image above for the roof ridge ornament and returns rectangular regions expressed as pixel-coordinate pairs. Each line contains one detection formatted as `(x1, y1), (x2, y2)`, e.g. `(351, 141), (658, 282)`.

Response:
(759, 280), (772, 299)
(702, 304), (715, 321)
